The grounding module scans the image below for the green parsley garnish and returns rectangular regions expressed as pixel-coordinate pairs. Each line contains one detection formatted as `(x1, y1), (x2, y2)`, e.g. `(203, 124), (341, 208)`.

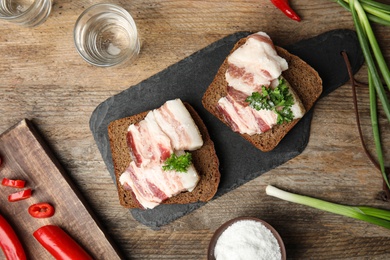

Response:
(162, 152), (192, 173)
(245, 77), (295, 124)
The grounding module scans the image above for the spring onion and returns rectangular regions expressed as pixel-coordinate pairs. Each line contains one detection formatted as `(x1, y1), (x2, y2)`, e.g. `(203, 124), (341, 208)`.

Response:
(336, 0), (390, 26)
(332, 0), (390, 190)
(245, 78), (295, 124)
(266, 185), (390, 229)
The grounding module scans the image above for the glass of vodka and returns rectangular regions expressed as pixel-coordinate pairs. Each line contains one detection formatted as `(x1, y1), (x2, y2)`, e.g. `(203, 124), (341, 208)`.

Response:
(73, 3), (140, 67)
(0, 0), (52, 27)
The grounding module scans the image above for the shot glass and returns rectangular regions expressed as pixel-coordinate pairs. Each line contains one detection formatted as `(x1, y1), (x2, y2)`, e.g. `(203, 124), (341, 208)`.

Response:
(73, 3), (140, 67)
(0, 0), (52, 27)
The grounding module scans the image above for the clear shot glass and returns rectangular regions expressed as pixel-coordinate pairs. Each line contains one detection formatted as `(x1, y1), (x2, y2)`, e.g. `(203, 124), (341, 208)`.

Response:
(0, 0), (52, 27)
(73, 3), (140, 67)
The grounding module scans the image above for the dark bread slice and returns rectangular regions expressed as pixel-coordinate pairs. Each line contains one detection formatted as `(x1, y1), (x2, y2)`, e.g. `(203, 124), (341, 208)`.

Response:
(108, 103), (221, 209)
(202, 37), (323, 152)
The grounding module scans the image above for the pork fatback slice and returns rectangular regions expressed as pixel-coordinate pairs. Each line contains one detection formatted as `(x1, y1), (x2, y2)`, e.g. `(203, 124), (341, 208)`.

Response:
(225, 31), (288, 96)
(127, 111), (173, 168)
(119, 154), (199, 209)
(217, 95), (273, 135)
(153, 99), (203, 151)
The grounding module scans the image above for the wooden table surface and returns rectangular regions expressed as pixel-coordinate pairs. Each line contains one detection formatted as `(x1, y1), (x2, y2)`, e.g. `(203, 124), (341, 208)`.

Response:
(1, 0), (389, 259)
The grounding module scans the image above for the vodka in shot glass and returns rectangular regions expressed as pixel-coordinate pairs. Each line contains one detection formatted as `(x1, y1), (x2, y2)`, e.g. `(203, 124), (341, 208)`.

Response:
(73, 3), (140, 67)
(0, 0), (52, 27)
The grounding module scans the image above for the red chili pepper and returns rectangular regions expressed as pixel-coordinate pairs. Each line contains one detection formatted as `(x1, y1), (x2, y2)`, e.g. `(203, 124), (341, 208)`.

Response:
(8, 189), (32, 202)
(2, 178), (26, 188)
(270, 0), (301, 22)
(28, 203), (55, 218)
(33, 225), (93, 260)
(0, 213), (27, 260)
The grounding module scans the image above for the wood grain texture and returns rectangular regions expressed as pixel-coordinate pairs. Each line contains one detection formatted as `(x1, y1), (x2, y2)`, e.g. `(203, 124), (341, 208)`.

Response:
(0, 0), (389, 259)
(0, 120), (122, 259)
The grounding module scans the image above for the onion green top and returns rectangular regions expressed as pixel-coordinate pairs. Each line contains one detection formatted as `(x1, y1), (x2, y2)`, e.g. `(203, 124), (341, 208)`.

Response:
(266, 185), (390, 229)
(245, 77), (295, 124)
(332, 0), (390, 190)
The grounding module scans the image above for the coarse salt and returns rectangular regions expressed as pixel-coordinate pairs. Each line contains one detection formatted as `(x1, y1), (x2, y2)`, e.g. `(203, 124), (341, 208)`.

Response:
(214, 219), (281, 260)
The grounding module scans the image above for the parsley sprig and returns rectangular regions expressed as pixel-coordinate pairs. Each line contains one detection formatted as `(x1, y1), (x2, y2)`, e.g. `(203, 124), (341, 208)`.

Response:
(162, 152), (192, 173)
(245, 77), (294, 124)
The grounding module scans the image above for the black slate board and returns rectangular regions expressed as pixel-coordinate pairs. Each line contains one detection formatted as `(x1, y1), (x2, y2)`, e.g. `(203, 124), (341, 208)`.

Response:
(89, 29), (364, 229)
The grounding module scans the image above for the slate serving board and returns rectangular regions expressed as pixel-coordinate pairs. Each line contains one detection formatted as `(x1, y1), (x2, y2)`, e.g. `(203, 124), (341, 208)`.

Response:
(90, 29), (364, 229)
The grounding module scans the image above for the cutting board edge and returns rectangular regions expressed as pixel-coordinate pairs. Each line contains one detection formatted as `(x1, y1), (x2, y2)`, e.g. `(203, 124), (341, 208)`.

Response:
(1, 118), (125, 259)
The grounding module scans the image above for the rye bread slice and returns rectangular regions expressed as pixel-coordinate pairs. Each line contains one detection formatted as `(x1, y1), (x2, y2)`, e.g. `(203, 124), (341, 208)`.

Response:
(108, 103), (220, 209)
(202, 37), (323, 152)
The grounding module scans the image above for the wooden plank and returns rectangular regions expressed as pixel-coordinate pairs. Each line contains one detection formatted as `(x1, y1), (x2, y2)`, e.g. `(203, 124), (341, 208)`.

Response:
(0, 119), (122, 259)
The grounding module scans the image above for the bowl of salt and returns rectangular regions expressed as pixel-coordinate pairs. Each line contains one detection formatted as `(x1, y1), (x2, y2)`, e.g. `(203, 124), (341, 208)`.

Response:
(207, 217), (286, 260)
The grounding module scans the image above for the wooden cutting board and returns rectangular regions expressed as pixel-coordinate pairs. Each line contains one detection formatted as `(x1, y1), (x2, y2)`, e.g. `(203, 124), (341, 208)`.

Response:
(0, 119), (122, 259)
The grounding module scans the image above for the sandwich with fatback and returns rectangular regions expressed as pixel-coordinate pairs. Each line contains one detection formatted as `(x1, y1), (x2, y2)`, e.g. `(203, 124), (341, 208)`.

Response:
(202, 31), (323, 152)
(108, 99), (220, 209)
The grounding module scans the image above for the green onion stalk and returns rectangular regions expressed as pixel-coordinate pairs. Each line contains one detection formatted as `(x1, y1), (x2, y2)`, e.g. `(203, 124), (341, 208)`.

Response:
(332, 0), (390, 190)
(266, 185), (390, 229)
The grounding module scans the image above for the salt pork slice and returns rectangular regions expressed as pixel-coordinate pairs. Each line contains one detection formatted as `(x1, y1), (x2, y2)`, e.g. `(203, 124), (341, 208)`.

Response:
(127, 111), (173, 168)
(217, 95), (276, 135)
(225, 31), (288, 96)
(153, 99), (203, 151)
(119, 151), (200, 209)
